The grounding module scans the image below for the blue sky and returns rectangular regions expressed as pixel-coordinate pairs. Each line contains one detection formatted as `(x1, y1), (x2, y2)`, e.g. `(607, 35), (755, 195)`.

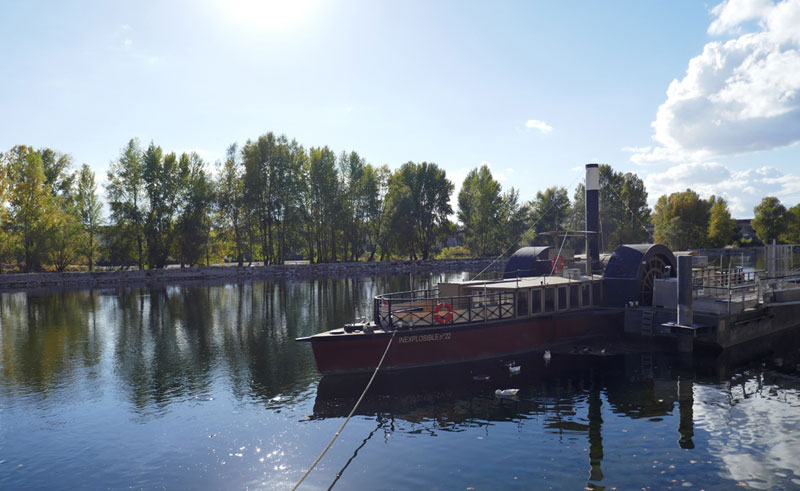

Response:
(2, 0), (799, 218)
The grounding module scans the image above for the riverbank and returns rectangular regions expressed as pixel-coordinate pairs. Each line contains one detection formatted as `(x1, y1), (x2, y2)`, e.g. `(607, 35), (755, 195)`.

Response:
(0, 258), (506, 292)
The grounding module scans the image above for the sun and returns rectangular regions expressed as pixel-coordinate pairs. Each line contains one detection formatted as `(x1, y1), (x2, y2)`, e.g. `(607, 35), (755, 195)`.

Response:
(218, 0), (317, 33)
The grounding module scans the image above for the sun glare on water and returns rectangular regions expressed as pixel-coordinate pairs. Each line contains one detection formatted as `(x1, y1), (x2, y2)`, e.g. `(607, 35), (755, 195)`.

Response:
(219, 0), (317, 33)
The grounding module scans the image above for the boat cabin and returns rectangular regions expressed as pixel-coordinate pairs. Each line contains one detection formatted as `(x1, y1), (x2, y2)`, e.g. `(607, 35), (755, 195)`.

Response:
(373, 274), (604, 329)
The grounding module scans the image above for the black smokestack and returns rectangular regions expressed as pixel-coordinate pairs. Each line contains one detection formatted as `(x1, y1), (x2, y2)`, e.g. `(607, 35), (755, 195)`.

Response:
(585, 163), (600, 273)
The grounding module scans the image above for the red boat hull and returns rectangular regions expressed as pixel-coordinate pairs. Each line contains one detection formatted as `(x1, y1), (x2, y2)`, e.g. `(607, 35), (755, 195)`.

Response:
(308, 310), (623, 374)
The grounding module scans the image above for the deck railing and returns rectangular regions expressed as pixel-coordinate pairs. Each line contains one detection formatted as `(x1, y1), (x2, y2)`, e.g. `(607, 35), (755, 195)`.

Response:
(691, 268), (800, 314)
(374, 288), (515, 329)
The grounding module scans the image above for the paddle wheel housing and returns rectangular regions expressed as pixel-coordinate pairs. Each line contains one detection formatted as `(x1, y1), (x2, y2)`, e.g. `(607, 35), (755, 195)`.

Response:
(602, 244), (676, 307)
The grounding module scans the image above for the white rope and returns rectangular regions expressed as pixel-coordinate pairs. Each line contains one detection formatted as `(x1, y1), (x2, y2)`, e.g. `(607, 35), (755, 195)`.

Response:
(548, 201), (582, 276)
(549, 229), (571, 276)
(292, 329), (397, 490)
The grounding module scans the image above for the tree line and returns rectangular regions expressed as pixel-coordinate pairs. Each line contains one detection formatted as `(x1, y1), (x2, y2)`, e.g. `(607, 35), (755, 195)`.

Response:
(1, 137), (799, 273)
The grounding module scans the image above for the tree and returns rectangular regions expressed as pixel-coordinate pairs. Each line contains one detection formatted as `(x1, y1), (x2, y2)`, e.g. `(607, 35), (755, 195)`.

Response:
(142, 145), (184, 268)
(178, 153), (215, 266)
(242, 132), (300, 264)
(458, 164), (502, 257)
(75, 164), (103, 270)
(0, 150), (12, 263)
(106, 139), (146, 269)
(40, 148), (75, 199)
(339, 150), (366, 261)
(527, 186), (570, 246)
(752, 196), (787, 244)
(272, 136), (305, 264)
(496, 188), (530, 256)
(306, 146), (340, 262)
(386, 161), (453, 260)
(782, 203), (800, 244)
(573, 165), (651, 252)
(652, 189), (711, 250)
(361, 164), (392, 261)
(706, 197), (738, 248)
(217, 144), (246, 266)
(7, 146), (58, 271)
(48, 207), (84, 272)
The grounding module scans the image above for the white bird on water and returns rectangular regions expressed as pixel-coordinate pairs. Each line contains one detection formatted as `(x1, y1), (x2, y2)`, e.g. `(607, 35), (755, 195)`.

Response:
(495, 388), (519, 397)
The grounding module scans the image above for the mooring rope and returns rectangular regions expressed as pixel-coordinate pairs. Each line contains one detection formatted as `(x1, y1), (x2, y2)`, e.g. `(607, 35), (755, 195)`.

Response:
(292, 329), (397, 490)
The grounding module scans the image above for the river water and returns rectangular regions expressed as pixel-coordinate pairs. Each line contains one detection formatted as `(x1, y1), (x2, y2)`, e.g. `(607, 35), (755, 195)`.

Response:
(2, 274), (800, 490)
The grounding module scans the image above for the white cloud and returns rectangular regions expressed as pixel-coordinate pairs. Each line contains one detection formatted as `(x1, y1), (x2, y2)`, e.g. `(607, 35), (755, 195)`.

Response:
(524, 119), (553, 133)
(123, 39), (133, 49)
(643, 162), (800, 215)
(631, 0), (800, 164)
(708, 0), (775, 35)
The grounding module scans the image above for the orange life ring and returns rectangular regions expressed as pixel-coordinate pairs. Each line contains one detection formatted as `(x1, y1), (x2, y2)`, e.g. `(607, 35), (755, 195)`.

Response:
(433, 302), (454, 324)
(551, 255), (566, 272)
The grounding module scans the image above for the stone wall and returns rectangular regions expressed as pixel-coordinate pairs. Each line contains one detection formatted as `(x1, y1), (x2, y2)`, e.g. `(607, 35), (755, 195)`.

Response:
(0, 259), (507, 292)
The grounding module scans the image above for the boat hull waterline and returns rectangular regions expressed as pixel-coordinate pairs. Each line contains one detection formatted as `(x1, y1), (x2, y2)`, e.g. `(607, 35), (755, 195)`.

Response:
(304, 310), (622, 374)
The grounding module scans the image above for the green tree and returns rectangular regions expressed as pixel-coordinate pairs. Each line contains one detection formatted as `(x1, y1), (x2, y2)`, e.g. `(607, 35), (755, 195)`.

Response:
(178, 153), (215, 266)
(216, 144), (246, 265)
(142, 145), (184, 268)
(706, 196), (738, 248)
(652, 189), (711, 250)
(573, 165), (651, 252)
(782, 203), (800, 244)
(527, 186), (570, 246)
(338, 151), (366, 261)
(7, 146), (58, 271)
(40, 148), (75, 198)
(75, 164), (103, 270)
(0, 150), (12, 263)
(48, 207), (84, 272)
(106, 139), (146, 269)
(307, 146), (341, 262)
(361, 164), (392, 261)
(458, 164), (502, 257)
(242, 133), (288, 264)
(751, 196), (787, 244)
(273, 137), (305, 264)
(386, 161), (453, 260)
(497, 188), (530, 255)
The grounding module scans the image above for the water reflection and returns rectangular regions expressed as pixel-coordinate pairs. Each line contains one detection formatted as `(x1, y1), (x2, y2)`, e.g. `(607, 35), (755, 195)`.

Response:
(0, 290), (103, 400)
(0, 275), (444, 413)
(2, 277), (800, 489)
(311, 332), (800, 489)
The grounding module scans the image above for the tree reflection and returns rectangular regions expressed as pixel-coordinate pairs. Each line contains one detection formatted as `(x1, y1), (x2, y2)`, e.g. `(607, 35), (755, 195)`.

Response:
(0, 289), (102, 399)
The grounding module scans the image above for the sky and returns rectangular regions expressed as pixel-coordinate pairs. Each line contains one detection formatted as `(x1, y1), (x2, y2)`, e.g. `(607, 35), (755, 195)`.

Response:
(1, 0), (799, 218)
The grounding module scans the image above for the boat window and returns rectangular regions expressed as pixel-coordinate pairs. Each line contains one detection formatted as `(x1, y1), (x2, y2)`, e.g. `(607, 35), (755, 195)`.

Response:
(569, 285), (579, 310)
(544, 287), (555, 313)
(557, 287), (567, 311)
(581, 284), (590, 307)
(531, 289), (542, 314)
(592, 282), (602, 305)
(516, 290), (529, 317)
